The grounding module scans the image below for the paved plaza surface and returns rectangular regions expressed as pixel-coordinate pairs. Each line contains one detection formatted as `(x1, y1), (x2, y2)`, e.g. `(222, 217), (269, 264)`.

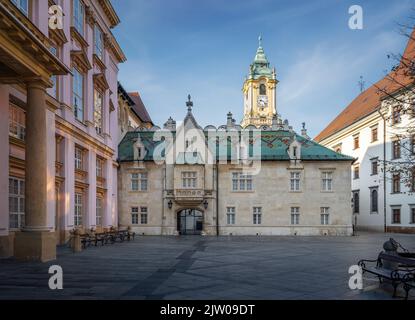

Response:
(0, 232), (414, 300)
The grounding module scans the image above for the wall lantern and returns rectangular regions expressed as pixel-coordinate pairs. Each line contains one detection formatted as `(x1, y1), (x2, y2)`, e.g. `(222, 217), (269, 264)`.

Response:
(203, 200), (208, 210)
(168, 200), (173, 209)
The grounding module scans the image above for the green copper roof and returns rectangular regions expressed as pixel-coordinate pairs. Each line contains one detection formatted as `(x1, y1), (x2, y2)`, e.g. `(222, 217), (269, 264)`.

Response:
(249, 36), (276, 80)
(118, 130), (354, 163)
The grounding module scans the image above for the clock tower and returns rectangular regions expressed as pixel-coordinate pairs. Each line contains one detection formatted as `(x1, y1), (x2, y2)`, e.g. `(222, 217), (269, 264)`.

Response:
(241, 36), (278, 128)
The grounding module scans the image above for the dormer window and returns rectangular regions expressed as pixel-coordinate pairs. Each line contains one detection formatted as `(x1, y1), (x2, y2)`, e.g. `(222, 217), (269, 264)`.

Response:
(289, 140), (301, 160)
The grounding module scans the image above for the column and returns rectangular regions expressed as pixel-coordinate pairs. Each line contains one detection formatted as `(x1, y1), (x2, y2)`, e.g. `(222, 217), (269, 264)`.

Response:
(14, 81), (56, 262)
(87, 150), (96, 229)
(0, 85), (13, 258)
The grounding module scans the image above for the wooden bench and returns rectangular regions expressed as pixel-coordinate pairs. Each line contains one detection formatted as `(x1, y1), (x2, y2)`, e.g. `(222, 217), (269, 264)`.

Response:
(358, 252), (415, 298)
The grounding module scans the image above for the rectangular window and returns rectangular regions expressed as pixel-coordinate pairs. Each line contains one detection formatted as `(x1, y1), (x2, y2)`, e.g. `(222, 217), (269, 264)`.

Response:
(96, 158), (104, 178)
(9, 105), (26, 140)
(94, 25), (104, 60)
(72, 68), (84, 121)
(411, 135), (415, 155)
(371, 127), (378, 142)
(290, 172), (301, 191)
(12, 0), (28, 16)
(232, 172), (253, 191)
(321, 207), (330, 225)
(74, 193), (83, 227)
(73, 0), (85, 36)
(392, 106), (401, 124)
(392, 174), (401, 193)
(321, 172), (333, 191)
(131, 207), (139, 225)
(291, 207), (300, 225)
(9, 177), (25, 229)
(392, 208), (401, 224)
(226, 207), (236, 225)
(353, 135), (360, 150)
(411, 207), (415, 224)
(371, 159), (378, 175)
(96, 197), (102, 226)
(392, 140), (401, 159)
(94, 89), (103, 135)
(182, 171), (197, 189)
(140, 207), (148, 224)
(75, 147), (83, 170)
(253, 207), (262, 225)
(353, 166), (360, 180)
(131, 173), (148, 191)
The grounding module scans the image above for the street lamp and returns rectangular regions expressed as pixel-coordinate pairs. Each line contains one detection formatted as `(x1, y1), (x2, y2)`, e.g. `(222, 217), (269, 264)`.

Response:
(203, 200), (208, 209)
(168, 200), (173, 209)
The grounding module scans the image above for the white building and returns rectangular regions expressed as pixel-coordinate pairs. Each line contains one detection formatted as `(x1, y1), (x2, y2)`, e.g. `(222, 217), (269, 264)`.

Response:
(315, 31), (415, 233)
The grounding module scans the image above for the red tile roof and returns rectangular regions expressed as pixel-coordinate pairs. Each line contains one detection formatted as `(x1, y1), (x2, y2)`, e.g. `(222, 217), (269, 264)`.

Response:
(315, 28), (415, 143)
(128, 92), (154, 125)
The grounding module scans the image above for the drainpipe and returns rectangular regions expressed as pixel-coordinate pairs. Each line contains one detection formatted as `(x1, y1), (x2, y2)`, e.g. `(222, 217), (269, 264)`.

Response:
(377, 109), (387, 233)
(216, 164), (219, 236)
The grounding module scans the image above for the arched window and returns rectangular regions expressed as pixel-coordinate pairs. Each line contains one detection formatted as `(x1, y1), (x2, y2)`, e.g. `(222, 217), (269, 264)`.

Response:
(353, 191), (359, 214)
(259, 84), (266, 95)
(371, 189), (378, 213)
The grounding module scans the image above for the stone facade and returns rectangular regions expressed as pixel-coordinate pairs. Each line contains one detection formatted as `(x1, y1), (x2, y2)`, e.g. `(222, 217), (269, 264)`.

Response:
(118, 103), (354, 237)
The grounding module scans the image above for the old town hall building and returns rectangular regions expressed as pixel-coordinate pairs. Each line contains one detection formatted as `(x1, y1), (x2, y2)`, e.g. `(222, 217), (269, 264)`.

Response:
(118, 39), (355, 236)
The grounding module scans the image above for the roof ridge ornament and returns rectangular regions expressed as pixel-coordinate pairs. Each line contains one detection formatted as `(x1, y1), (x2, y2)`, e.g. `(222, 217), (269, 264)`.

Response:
(186, 94), (193, 112)
(258, 34), (262, 48)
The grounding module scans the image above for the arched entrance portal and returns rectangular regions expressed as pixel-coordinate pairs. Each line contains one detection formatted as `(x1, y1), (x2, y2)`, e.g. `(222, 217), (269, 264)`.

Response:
(177, 209), (203, 235)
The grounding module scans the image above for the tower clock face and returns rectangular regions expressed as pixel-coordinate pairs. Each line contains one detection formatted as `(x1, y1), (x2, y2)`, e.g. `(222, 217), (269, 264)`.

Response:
(257, 95), (268, 108)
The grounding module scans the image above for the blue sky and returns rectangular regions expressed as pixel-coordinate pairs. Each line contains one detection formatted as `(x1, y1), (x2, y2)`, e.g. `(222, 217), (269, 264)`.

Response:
(112, 0), (414, 137)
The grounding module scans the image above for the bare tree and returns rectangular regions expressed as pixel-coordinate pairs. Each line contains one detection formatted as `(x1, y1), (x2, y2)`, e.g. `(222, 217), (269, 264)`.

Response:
(374, 19), (415, 194)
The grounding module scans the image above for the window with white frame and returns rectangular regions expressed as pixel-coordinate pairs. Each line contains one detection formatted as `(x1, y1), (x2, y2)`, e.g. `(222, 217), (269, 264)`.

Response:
(321, 172), (333, 191)
(74, 193), (83, 227)
(72, 68), (84, 121)
(253, 207), (262, 225)
(226, 207), (236, 225)
(9, 105), (26, 140)
(73, 0), (85, 36)
(290, 172), (301, 191)
(291, 207), (300, 225)
(182, 171), (197, 189)
(94, 89), (103, 135)
(140, 207), (148, 224)
(321, 207), (330, 225)
(411, 206), (415, 224)
(75, 147), (83, 170)
(131, 172), (148, 191)
(232, 172), (253, 191)
(96, 197), (103, 226)
(94, 24), (104, 60)
(12, 0), (28, 16)
(9, 177), (25, 229)
(131, 207), (139, 224)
